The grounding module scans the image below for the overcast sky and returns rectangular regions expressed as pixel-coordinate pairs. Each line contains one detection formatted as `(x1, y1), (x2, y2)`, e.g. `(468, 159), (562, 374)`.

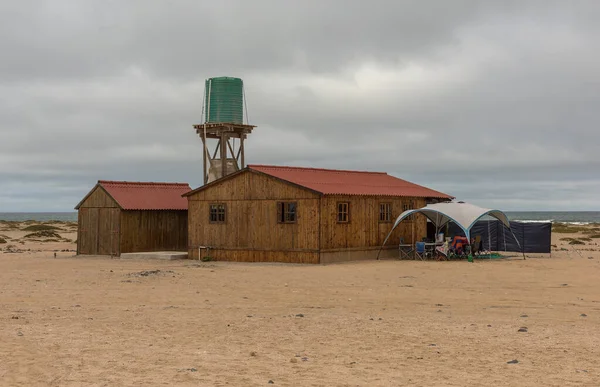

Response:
(1, 0), (599, 212)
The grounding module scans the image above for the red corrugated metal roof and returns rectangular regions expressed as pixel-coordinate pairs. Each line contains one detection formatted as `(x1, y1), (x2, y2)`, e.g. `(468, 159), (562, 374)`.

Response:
(247, 165), (453, 199)
(98, 180), (191, 210)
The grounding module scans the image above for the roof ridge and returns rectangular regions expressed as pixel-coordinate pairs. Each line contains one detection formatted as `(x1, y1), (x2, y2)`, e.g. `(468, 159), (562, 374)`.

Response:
(291, 181), (424, 186)
(99, 180), (190, 186)
(248, 164), (387, 175)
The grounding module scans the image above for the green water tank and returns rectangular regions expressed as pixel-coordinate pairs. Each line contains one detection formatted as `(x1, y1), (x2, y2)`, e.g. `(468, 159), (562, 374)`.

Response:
(204, 77), (244, 124)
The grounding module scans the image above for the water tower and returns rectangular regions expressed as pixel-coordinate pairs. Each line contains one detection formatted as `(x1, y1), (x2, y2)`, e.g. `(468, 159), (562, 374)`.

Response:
(194, 77), (256, 184)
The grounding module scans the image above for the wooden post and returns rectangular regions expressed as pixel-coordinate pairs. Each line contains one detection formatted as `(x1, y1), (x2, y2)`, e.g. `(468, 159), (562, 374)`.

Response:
(220, 133), (227, 179)
(202, 130), (207, 185)
(211, 141), (219, 159)
(240, 136), (245, 168)
(226, 139), (237, 169)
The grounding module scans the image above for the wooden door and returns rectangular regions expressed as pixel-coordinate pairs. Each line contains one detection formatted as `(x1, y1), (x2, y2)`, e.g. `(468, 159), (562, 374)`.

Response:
(79, 208), (99, 254)
(98, 208), (120, 256)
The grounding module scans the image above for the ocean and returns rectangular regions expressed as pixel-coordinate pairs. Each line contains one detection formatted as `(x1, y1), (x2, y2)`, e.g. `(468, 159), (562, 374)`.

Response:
(504, 211), (600, 224)
(0, 212), (78, 222)
(0, 211), (599, 224)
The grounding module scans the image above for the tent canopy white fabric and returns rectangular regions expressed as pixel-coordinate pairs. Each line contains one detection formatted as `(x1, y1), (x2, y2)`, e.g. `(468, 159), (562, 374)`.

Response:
(382, 201), (512, 248)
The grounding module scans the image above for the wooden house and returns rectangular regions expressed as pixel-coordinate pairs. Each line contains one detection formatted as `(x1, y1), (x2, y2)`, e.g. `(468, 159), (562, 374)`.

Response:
(184, 165), (452, 264)
(75, 180), (191, 256)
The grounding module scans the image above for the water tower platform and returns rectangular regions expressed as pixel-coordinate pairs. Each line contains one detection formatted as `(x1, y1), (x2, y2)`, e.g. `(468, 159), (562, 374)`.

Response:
(193, 122), (255, 139)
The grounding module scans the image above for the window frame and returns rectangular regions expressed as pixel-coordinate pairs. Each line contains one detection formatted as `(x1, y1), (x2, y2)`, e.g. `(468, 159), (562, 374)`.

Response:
(337, 201), (350, 223)
(209, 203), (227, 224)
(379, 202), (392, 223)
(277, 201), (298, 224)
(403, 200), (415, 221)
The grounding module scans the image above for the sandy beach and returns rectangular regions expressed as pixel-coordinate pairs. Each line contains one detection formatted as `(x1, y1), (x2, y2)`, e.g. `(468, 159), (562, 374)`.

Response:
(1, 220), (600, 386)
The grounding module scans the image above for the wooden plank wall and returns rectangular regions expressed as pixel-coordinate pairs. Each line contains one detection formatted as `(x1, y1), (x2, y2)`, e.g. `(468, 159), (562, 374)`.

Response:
(98, 208), (120, 255)
(77, 187), (120, 255)
(78, 187), (119, 208)
(205, 250), (319, 264)
(319, 196), (427, 251)
(120, 210), (188, 253)
(77, 209), (82, 254)
(187, 170), (321, 263)
(78, 208), (98, 254)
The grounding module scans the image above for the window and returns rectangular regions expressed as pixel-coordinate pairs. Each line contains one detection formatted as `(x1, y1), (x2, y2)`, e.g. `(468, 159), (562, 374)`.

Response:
(209, 203), (226, 223)
(277, 202), (297, 223)
(379, 203), (392, 222)
(337, 202), (350, 223)
(403, 200), (414, 221)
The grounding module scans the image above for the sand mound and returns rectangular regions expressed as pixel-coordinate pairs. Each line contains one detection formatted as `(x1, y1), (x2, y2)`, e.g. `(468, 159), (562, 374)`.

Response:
(22, 224), (63, 232)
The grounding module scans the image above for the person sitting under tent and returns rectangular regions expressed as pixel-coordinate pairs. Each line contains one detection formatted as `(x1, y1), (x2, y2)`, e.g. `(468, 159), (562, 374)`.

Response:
(450, 236), (469, 256)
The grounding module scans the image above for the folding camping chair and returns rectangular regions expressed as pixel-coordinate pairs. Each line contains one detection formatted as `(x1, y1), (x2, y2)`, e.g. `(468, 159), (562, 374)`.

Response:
(399, 238), (414, 260)
(415, 242), (427, 260)
(435, 242), (449, 261)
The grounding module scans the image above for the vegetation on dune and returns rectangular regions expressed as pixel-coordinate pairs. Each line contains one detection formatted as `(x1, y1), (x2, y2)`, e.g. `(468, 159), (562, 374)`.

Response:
(561, 236), (593, 244)
(21, 230), (74, 244)
(552, 223), (590, 233)
(553, 222), (600, 234)
(24, 231), (62, 239)
(42, 221), (77, 228)
(583, 227), (600, 234)
(0, 237), (6, 244)
(1, 221), (76, 233)
(589, 234), (600, 239)
(22, 224), (63, 232)
(0, 221), (20, 230)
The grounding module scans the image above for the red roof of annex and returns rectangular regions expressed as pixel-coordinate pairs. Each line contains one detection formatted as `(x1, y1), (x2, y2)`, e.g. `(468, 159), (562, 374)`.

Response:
(76, 180), (191, 210)
(247, 165), (453, 198)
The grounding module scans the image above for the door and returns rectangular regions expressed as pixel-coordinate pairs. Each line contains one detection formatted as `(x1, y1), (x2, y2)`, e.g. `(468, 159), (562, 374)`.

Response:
(79, 208), (99, 254)
(98, 208), (120, 256)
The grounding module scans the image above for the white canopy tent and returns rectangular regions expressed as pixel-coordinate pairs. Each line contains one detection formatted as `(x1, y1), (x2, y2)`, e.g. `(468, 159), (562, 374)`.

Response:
(379, 201), (523, 259)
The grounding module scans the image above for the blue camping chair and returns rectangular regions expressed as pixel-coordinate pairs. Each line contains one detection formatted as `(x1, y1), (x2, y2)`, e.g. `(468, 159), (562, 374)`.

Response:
(415, 242), (426, 260)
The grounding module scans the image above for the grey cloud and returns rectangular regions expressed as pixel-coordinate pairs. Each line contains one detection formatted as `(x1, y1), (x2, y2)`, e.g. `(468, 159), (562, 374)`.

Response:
(1, 0), (599, 211)
(0, 1), (514, 81)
